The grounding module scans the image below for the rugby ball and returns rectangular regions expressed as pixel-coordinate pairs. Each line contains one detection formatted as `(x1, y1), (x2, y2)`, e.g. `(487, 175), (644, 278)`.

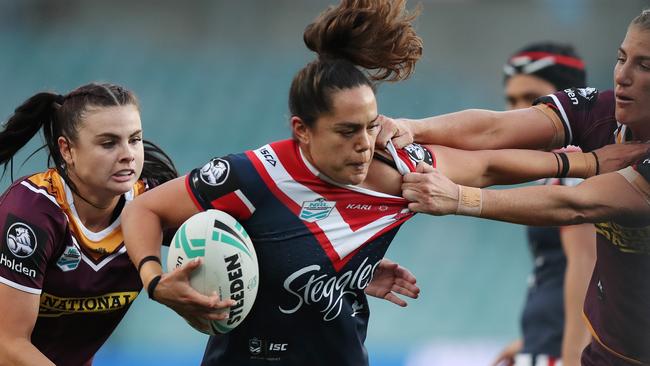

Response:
(166, 209), (259, 334)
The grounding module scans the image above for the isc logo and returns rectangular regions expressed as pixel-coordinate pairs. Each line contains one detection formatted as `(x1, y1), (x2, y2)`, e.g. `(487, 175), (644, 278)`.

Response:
(269, 343), (288, 351)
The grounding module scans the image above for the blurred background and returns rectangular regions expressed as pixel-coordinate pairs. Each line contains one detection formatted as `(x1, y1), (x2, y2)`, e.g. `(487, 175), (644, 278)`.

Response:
(0, 0), (647, 365)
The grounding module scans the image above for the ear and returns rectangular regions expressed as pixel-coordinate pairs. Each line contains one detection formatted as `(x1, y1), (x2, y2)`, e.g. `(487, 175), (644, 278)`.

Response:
(291, 116), (311, 145)
(58, 136), (74, 166)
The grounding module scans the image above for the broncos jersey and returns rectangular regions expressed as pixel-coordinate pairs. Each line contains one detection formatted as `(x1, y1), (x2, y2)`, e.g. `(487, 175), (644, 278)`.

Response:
(0, 169), (145, 366)
(535, 89), (650, 364)
(186, 139), (432, 366)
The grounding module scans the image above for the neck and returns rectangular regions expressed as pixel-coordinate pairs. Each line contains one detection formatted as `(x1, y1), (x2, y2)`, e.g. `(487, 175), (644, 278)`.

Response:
(71, 191), (120, 231)
(629, 125), (650, 141)
(66, 173), (121, 231)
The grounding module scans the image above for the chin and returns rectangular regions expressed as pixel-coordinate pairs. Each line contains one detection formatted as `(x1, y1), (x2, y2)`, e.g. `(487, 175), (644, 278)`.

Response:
(108, 180), (136, 195)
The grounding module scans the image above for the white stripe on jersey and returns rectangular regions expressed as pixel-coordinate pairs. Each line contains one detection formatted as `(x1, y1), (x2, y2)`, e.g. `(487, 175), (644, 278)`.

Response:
(79, 238), (128, 272)
(61, 178), (122, 242)
(234, 189), (256, 215)
(549, 93), (573, 144)
(20, 181), (61, 208)
(253, 144), (409, 260)
(0, 275), (42, 294)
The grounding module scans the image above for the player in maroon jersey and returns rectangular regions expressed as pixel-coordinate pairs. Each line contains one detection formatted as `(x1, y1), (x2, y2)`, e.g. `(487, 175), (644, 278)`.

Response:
(380, 9), (650, 365)
(0, 83), (179, 366)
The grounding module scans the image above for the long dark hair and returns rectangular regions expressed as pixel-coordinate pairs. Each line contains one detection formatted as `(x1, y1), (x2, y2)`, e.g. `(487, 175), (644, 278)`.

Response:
(289, 0), (422, 127)
(0, 82), (178, 192)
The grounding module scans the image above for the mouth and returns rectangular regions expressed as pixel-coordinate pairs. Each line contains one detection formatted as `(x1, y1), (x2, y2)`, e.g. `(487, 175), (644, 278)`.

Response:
(112, 169), (136, 182)
(615, 92), (634, 104)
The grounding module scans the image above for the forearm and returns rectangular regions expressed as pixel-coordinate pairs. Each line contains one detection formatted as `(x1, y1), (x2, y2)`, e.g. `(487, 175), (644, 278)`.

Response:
(122, 204), (165, 285)
(408, 109), (554, 150)
(0, 338), (55, 366)
(477, 150), (595, 187)
(479, 186), (596, 226)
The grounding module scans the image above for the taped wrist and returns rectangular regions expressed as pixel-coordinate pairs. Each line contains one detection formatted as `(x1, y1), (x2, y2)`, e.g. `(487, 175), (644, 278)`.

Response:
(566, 152), (598, 178)
(456, 185), (482, 217)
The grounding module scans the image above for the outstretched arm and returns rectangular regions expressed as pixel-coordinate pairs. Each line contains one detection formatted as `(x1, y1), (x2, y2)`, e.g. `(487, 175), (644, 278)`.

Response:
(427, 142), (649, 188)
(376, 106), (560, 151)
(402, 164), (650, 227)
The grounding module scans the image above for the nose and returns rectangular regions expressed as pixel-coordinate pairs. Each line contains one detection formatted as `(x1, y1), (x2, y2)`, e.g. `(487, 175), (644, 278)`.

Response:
(355, 130), (372, 153)
(119, 141), (136, 163)
(614, 61), (632, 87)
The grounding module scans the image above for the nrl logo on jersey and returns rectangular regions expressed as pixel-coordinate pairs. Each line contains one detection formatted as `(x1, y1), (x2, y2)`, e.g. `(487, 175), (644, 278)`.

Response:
(299, 198), (336, 222)
(56, 244), (81, 272)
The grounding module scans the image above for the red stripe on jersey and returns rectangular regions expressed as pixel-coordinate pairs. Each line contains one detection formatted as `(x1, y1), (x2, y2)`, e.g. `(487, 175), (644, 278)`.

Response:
(185, 175), (204, 211)
(210, 191), (253, 221)
(246, 150), (342, 268)
(252, 142), (414, 271)
(273, 141), (408, 231)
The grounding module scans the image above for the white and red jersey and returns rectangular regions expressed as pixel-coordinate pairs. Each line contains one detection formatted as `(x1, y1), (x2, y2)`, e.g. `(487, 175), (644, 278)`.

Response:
(186, 139), (431, 366)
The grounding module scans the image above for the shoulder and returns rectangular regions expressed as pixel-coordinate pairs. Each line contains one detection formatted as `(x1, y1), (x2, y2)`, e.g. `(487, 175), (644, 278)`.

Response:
(534, 88), (612, 111)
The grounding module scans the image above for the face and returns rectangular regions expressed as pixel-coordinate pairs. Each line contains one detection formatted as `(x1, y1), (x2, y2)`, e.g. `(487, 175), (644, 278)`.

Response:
(614, 25), (650, 132)
(293, 85), (379, 185)
(504, 74), (557, 110)
(59, 105), (144, 205)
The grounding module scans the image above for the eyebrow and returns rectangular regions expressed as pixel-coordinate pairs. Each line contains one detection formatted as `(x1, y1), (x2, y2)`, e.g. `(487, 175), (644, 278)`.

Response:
(619, 47), (650, 61)
(334, 115), (380, 128)
(95, 129), (143, 139)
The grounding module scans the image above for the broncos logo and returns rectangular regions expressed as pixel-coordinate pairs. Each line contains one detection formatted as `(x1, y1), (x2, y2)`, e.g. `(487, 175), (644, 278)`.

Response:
(6, 224), (37, 257)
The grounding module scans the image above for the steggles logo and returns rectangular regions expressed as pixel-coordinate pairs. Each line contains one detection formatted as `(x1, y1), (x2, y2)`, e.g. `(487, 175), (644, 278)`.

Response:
(279, 257), (379, 321)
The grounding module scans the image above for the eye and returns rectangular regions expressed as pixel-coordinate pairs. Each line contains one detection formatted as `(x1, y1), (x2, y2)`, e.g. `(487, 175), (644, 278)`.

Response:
(101, 141), (116, 148)
(367, 123), (380, 134)
(130, 136), (143, 144)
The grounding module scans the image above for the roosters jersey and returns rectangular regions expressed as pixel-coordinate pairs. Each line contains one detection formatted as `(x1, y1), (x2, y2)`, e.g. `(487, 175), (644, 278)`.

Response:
(521, 177), (582, 358)
(0, 169), (146, 366)
(535, 89), (650, 364)
(187, 139), (431, 366)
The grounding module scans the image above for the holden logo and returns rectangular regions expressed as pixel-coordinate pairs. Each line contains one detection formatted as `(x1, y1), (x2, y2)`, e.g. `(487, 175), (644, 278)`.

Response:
(199, 158), (229, 186)
(6, 223), (37, 258)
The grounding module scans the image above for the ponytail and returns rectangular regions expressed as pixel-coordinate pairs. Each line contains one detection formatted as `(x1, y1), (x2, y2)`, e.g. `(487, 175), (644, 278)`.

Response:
(141, 140), (178, 188)
(0, 92), (62, 179)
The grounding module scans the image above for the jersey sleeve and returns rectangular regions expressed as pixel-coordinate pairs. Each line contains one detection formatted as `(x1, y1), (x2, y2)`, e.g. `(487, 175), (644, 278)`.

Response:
(383, 142), (435, 175)
(617, 154), (650, 205)
(185, 155), (255, 220)
(0, 183), (63, 294)
(533, 87), (602, 147)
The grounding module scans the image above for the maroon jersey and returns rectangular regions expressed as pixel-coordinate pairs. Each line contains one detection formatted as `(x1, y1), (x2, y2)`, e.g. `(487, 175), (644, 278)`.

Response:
(535, 89), (650, 364)
(0, 169), (145, 366)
